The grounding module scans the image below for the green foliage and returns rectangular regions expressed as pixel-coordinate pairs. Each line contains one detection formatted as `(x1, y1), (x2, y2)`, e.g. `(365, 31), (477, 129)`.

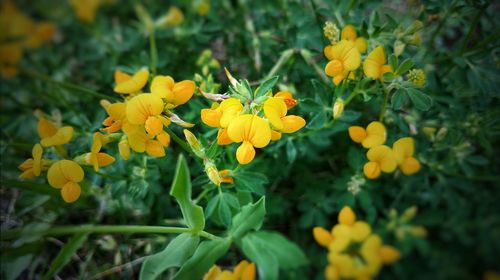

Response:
(42, 233), (88, 280)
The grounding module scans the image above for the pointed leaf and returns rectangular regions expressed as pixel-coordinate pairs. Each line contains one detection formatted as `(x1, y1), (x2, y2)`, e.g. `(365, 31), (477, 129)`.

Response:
(229, 197), (266, 239)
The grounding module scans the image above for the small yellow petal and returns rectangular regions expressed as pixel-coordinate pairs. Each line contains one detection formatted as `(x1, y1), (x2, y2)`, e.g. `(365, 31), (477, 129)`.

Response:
(355, 37), (368, 53)
(32, 144), (43, 176)
(40, 126), (74, 147)
(118, 138), (131, 160)
(350, 221), (372, 241)
(313, 227), (334, 247)
(364, 161), (381, 179)
(393, 137), (415, 163)
(281, 116), (306, 134)
(114, 69), (131, 84)
(37, 118), (57, 139)
(61, 181), (81, 203)
(241, 262), (256, 280)
(114, 68), (149, 94)
(236, 141), (255, 165)
(400, 156), (421, 175)
(263, 97), (287, 130)
(203, 265), (221, 280)
(145, 116), (163, 136)
(126, 94), (164, 125)
(338, 206), (356, 225)
(150, 75), (175, 99)
(325, 59), (343, 77)
(171, 80), (196, 106)
(348, 126), (366, 143)
(217, 128), (233, 145)
(146, 140), (165, 157)
(341, 25), (357, 41)
(380, 245), (401, 264)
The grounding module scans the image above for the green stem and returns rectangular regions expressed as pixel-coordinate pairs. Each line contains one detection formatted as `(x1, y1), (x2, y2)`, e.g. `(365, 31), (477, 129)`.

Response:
(164, 126), (193, 155)
(1, 225), (221, 241)
(149, 29), (158, 77)
(193, 188), (210, 204)
(300, 49), (330, 84)
(379, 84), (390, 122)
(22, 70), (118, 101)
(265, 49), (294, 80)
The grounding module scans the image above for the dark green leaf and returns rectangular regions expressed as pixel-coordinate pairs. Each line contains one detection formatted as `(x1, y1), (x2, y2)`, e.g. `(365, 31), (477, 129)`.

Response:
(229, 197), (266, 239)
(407, 88), (432, 111)
(42, 233), (88, 280)
(396, 59), (414, 75)
(254, 76), (279, 98)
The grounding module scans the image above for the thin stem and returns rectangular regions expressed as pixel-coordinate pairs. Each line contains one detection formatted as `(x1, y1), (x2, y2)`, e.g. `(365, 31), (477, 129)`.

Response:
(1, 225), (221, 241)
(149, 29), (157, 77)
(164, 126), (193, 155)
(265, 49), (294, 80)
(193, 188), (210, 204)
(22, 69), (118, 101)
(379, 83), (390, 122)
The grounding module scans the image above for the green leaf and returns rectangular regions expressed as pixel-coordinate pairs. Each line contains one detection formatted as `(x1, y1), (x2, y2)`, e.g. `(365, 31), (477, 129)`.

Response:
(391, 89), (408, 110)
(218, 195), (232, 227)
(396, 59), (414, 75)
(286, 140), (297, 163)
(241, 231), (308, 279)
(42, 233), (88, 280)
(229, 197), (266, 239)
(173, 238), (231, 280)
(140, 233), (200, 280)
(307, 112), (326, 129)
(407, 88), (432, 111)
(254, 76), (279, 98)
(170, 154), (205, 232)
(233, 171), (267, 195)
(389, 54), (398, 71)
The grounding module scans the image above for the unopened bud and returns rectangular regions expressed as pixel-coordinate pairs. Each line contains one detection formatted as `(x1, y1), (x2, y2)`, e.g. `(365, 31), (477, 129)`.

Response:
(205, 162), (222, 186)
(224, 67), (239, 87)
(119, 138), (130, 160)
(183, 129), (205, 158)
(332, 98), (344, 120)
(155, 6), (184, 29)
(401, 206), (418, 221)
(409, 226), (428, 238)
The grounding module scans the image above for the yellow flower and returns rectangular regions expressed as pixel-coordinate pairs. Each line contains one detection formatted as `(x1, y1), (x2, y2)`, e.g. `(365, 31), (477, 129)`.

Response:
(392, 137), (421, 175)
(201, 98), (244, 128)
(363, 46), (392, 80)
(274, 91), (298, 109)
(204, 260), (256, 280)
(263, 97), (306, 135)
(156, 6), (184, 28)
(325, 265), (340, 280)
(364, 145), (397, 179)
(341, 25), (367, 53)
(313, 226), (334, 248)
(86, 132), (115, 171)
(18, 144), (49, 179)
(101, 102), (127, 133)
(126, 93), (170, 137)
(348, 121), (386, 148)
(195, 0), (210, 16)
(113, 68), (149, 94)
(227, 114), (271, 165)
(324, 40), (361, 85)
(127, 129), (168, 157)
(70, 0), (101, 23)
(219, 169), (234, 184)
(38, 118), (74, 147)
(47, 160), (84, 203)
(151, 75), (196, 108)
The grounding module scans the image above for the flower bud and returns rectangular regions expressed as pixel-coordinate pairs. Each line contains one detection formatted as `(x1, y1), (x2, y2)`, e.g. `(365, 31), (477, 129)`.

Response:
(183, 129), (205, 158)
(401, 206), (418, 221)
(332, 98), (344, 120)
(204, 161), (222, 186)
(119, 138), (131, 160)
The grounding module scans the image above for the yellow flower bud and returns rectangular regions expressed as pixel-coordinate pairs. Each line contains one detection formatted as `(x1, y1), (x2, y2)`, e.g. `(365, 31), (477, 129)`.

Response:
(380, 245), (401, 264)
(205, 162), (222, 186)
(332, 98), (344, 120)
(409, 226), (428, 238)
(338, 206), (356, 226)
(183, 129), (205, 158)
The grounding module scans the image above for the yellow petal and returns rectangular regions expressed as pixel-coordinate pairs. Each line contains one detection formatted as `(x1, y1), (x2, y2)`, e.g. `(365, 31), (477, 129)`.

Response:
(106, 102), (127, 120)
(263, 97), (287, 130)
(126, 94), (164, 125)
(203, 265), (221, 280)
(328, 235), (350, 253)
(400, 157), (421, 175)
(338, 206), (356, 226)
(274, 91), (297, 109)
(363, 46), (386, 79)
(40, 126), (74, 147)
(227, 114), (271, 148)
(241, 262), (256, 280)
(114, 68), (149, 94)
(281, 116), (305, 133)
(324, 45), (334, 60)
(157, 131), (171, 147)
(362, 121), (386, 148)
(325, 59), (343, 77)
(217, 128), (233, 145)
(61, 181), (81, 203)
(348, 126), (366, 143)
(145, 116), (163, 136)
(393, 137), (415, 163)
(96, 153), (115, 168)
(146, 140), (165, 157)
(201, 107), (222, 128)
(341, 25), (357, 41)
(313, 227), (334, 247)
(236, 141), (255, 165)
(360, 234), (382, 262)
(380, 245), (401, 264)
(32, 144), (43, 176)
(37, 118), (57, 139)
(270, 130), (282, 141)
(379, 151), (397, 173)
(114, 69), (131, 84)
(233, 260), (249, 278)
(355, 37), (367, 53)
(364, 161), (381, 179)
(366, 145), (392, 162)
(128, 130), (147, 153)
(350, 221), (371, 241)
(339, 41), (361, 71)
(219, 98), (244, 128)
(119, 138), (131, 160)
(171, 80), (196, 106)
(325, 265), (340, 280)
(47, 160), (84, 188)
(150, 75), (175, 99)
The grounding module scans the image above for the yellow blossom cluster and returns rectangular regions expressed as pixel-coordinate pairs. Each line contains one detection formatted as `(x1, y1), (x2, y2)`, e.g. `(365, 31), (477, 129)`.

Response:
(201, 88), (305, 165)
(0, 0), (56, 78)
(323, 25), (391, 85)
(18, 115), (85, 203)
(204, 260), (256, 280)
(348, 121), (421, 179)
(313, 207), (401, 280)
(100, 68), (195, 159)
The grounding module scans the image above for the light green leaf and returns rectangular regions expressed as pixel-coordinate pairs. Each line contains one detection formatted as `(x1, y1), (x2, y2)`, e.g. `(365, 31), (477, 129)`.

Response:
(170, 154), (205, 232)
(140, 233), (200, 280)
(173, 238), (231, 280)
(396, 58), (414, 75)
(391, 89), (408, 110)
(254, 76), (279, 98)
(229, 197), (266, 239)
(241, 238), (278, 280)
(407, 88), (432, 111)
(42, 233), (88, 280)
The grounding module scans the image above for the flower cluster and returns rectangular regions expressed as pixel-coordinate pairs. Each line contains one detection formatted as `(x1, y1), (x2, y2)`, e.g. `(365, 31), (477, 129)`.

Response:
(204, 260), (256, 280)
(100, 68), (195, 159)
(348, 121), (421, 179)
(313, 207), (401, 280)
(323, 24), (391, 85)
(0, 0), (56, 78)
(200, 70), (306, 165)
(18, 114), (85, 203)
